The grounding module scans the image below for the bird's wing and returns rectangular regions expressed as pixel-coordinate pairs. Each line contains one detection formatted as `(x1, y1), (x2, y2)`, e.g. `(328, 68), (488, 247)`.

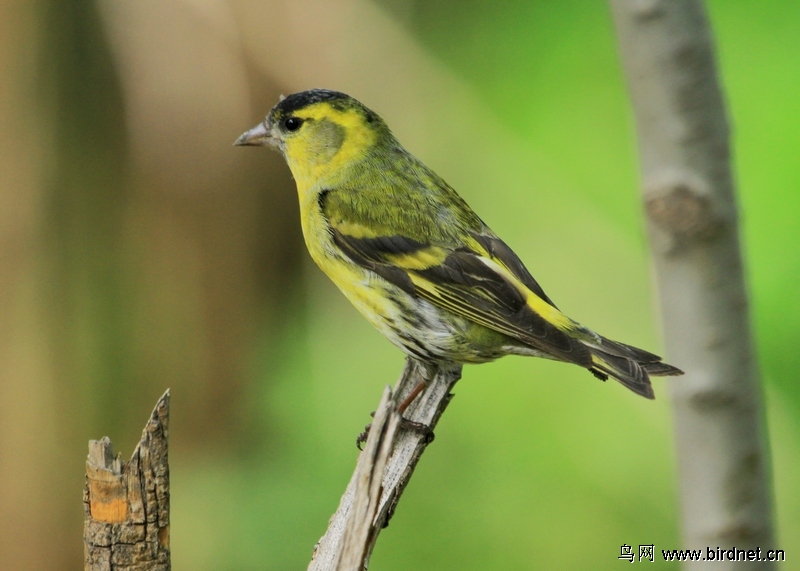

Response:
(467, 232), (558, 307)
(329, 222), (593, 368)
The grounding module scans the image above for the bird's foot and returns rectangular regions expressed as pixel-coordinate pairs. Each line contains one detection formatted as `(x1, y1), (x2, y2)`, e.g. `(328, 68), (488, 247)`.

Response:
(356, 415), (435, 449)
(356, 380), (432, 449)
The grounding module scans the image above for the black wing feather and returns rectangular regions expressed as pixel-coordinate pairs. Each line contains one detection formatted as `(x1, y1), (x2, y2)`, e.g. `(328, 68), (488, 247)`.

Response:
(470, 232), (557, 307)
(331, 231), (417, 295)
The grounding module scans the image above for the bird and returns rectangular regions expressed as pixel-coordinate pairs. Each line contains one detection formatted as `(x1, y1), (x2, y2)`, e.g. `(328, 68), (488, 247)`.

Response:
(235, 89), (682, 400)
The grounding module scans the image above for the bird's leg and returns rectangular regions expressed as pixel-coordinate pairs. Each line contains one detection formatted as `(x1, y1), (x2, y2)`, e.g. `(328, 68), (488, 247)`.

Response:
(397, 380), (427, 414)
(397, 379), (435, 442)
(356, 379), (433, 449)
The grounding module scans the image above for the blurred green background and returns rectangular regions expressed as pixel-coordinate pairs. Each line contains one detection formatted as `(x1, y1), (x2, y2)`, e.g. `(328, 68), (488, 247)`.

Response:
(1, 0), (797, 569)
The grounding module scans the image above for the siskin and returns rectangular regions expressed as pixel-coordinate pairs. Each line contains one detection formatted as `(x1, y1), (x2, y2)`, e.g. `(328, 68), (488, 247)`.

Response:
(236, 89), (682, 399)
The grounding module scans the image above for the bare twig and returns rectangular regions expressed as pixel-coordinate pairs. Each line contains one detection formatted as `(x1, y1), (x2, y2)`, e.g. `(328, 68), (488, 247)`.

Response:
(308, 359), (462, 571)
(334, 386), (401, 570)
(610, 0), (774, 563)
(84, 390), (171, 571)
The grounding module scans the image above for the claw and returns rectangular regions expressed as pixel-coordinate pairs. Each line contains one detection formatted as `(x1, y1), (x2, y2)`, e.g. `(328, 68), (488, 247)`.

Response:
(401, 417), (435, 444)
(356, 423), (372, 450)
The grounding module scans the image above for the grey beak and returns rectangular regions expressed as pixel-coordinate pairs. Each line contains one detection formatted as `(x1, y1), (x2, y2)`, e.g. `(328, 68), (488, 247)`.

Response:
(234, 122), (271, 146)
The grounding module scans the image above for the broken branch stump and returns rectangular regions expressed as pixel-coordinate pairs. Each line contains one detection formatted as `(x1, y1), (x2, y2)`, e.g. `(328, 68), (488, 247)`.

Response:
(84, 390), (171, 571)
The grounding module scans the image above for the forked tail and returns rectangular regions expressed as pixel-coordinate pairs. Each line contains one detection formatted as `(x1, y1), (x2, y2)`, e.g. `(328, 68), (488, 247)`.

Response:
(587, 337), (683, 399)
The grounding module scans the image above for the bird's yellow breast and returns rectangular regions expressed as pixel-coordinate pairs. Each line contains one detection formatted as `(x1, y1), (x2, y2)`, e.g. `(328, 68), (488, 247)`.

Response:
(297, 186), (400, 331)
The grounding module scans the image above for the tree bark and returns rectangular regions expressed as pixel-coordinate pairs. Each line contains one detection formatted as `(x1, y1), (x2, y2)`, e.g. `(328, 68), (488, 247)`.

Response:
(307, 359), (462, 571)
(84, 390), (171, 570)
(610, 0), (774, 566)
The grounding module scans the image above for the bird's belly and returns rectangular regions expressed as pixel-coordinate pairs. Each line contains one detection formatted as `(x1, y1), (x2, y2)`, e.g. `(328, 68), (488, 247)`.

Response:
(344, 277), (490, 362)
(317, 252), (513, 363)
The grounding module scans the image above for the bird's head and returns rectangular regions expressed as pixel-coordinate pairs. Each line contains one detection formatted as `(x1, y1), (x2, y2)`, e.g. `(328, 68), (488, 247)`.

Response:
(235, 89), (390, 186)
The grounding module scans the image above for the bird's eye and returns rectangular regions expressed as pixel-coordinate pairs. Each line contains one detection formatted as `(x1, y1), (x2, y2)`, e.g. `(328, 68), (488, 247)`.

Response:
(284, 117), (303, 132)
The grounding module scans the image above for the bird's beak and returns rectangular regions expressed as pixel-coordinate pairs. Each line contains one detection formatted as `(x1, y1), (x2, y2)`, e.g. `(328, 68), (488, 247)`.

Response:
(234, 121), (273, 147)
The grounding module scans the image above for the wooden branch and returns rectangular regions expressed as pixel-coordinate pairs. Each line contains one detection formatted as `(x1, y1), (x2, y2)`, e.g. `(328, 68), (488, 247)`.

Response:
(610, 0), (775, 560)
(308, 359), (462, 571)
(84, 390), (171, 571)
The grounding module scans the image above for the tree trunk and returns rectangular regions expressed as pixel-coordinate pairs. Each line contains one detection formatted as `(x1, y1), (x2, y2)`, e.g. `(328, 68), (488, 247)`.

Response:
(610, 0), (775, 566)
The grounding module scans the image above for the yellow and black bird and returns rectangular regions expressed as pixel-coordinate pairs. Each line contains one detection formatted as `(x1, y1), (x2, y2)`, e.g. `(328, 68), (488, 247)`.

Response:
(236, 89), (682, 399)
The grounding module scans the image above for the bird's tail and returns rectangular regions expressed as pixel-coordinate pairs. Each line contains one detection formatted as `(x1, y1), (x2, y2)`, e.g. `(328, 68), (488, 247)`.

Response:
(585, 337), (683, 399)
